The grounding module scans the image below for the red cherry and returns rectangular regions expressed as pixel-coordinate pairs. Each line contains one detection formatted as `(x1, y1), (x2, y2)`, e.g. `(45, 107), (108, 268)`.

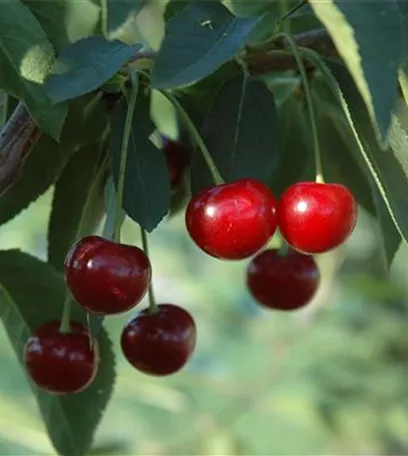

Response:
(121, 304), (196, 376)
(278, 182), (357, 254)
(185, 178), (277, 260)
(64, 236), (151, 315)
(247, 248), (320, 311)
(161, 136), (188, 189)
(24, 321), (98, 394)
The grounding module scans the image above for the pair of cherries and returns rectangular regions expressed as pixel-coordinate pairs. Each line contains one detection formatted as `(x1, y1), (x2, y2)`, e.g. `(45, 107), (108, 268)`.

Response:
(24, 236), (197, 395)
(24, 138), (195, 396)
(186, 177), (357, 311)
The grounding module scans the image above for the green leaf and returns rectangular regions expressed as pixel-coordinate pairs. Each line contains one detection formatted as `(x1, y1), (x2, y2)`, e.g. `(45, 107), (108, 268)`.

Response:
(227, 0), (278, 16)
(105, 0), (145, 36)
(372, 187), (402, 268)
(269, 91), (311, 197)
(164, 0), (190, 22)
(178, 61), (238, 115)
(0, 0), (68, 139)
(0, 250), (115, 456)
(397, 2), (408, 107)
(151, 1), (261, 89)
(21, 1), (69, 51)
(59, 93), (110, 153)
(45, 37), (142, 103)
(22, 0), (101, 51)
(308, 0), (402, 142)
(48, 144), (106, 272)
(110, 92), (171, 232)
(327, 62), (408, 248)
(191, 74), (278, 194)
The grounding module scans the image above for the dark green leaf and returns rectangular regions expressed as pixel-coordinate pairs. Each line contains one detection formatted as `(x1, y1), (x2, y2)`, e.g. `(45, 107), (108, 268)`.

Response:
(48, 144), (106, 272)
(110, 92), (171, 232)
(106, 0), (145, 35)
(328, 62), (408, 247)
(45, 37), (141, 103)
(0, 250), (115, 456)
(269, 91), (311, 197)
(22, 0), (100, 52)
(0, 0), (68, 139)
(60, 93), (110, 153)
(229, 0), (278, 16)
(178, 61), (238, 115)
(21, 1), (69, 51)
(397, 2), (408, 106)
(151, 1), (261, 89)
(309, 0), (402, 142)
(373, 187), (402, 268)
(164, 0), (190, 22)
(191, 74), (278, 194)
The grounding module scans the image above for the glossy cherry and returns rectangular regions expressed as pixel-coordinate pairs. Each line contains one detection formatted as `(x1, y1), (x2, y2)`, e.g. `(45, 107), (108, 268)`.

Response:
(64, 236), (151, 315)
(121, 304), (196, 376)
(185, 178), (277, 260)
(247, 248), (320, 311)
(278, 182), (357, 254)
(162, 136), (188, 189)
(24, 321), (98, 394)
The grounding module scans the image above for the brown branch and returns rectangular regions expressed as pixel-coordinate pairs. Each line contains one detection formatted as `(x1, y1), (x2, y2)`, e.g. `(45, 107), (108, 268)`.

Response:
(276, 29), (337, 57)
(0, 102), (41, 197)
(245, 28), (337, 76)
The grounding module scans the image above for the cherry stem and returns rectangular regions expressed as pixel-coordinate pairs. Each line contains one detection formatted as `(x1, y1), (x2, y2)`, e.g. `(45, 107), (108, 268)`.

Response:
(274, 32), (324, 184)
(140, 227), (158, 314)
(113, 73), (139, 243)
(59, 294), (72, 334)
(160, 90), (224, 186)
(275, 0), (307, 33)
(59, 143), (109, 335)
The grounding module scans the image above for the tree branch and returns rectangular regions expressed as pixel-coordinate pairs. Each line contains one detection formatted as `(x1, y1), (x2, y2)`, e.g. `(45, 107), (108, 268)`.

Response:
(245, 28), (337, 76)
(0, 102), (41, 197)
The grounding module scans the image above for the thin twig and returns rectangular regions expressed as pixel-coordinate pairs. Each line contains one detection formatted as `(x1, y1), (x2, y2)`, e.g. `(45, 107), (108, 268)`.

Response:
(245, 28), (337, 76)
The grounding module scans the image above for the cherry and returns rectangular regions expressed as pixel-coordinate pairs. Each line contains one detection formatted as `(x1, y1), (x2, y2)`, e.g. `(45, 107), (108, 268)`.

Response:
(24, 321), (98, 395)
(278, 182), (357, 254)
(185, 178), (277, 260)
(64, 235), (151, 315)
(121, 304), (196, 376)
(247, 248), (320, 311)
(161, 136), (188, 189)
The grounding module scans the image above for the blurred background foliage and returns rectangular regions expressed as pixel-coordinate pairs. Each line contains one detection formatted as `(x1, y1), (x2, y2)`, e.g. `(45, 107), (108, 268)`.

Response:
(1, 1), (408, 455)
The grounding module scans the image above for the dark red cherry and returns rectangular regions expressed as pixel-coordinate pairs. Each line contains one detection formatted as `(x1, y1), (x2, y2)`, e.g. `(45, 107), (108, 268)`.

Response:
(64, 236), (151, 315)
(161, 136), (188, 189)
(24, 321), (98, 394)
(247, 248), (320, 311)
(121, 304), (196, 376)
(278, 182), (357, 254)
(185, 178), (277, 260)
